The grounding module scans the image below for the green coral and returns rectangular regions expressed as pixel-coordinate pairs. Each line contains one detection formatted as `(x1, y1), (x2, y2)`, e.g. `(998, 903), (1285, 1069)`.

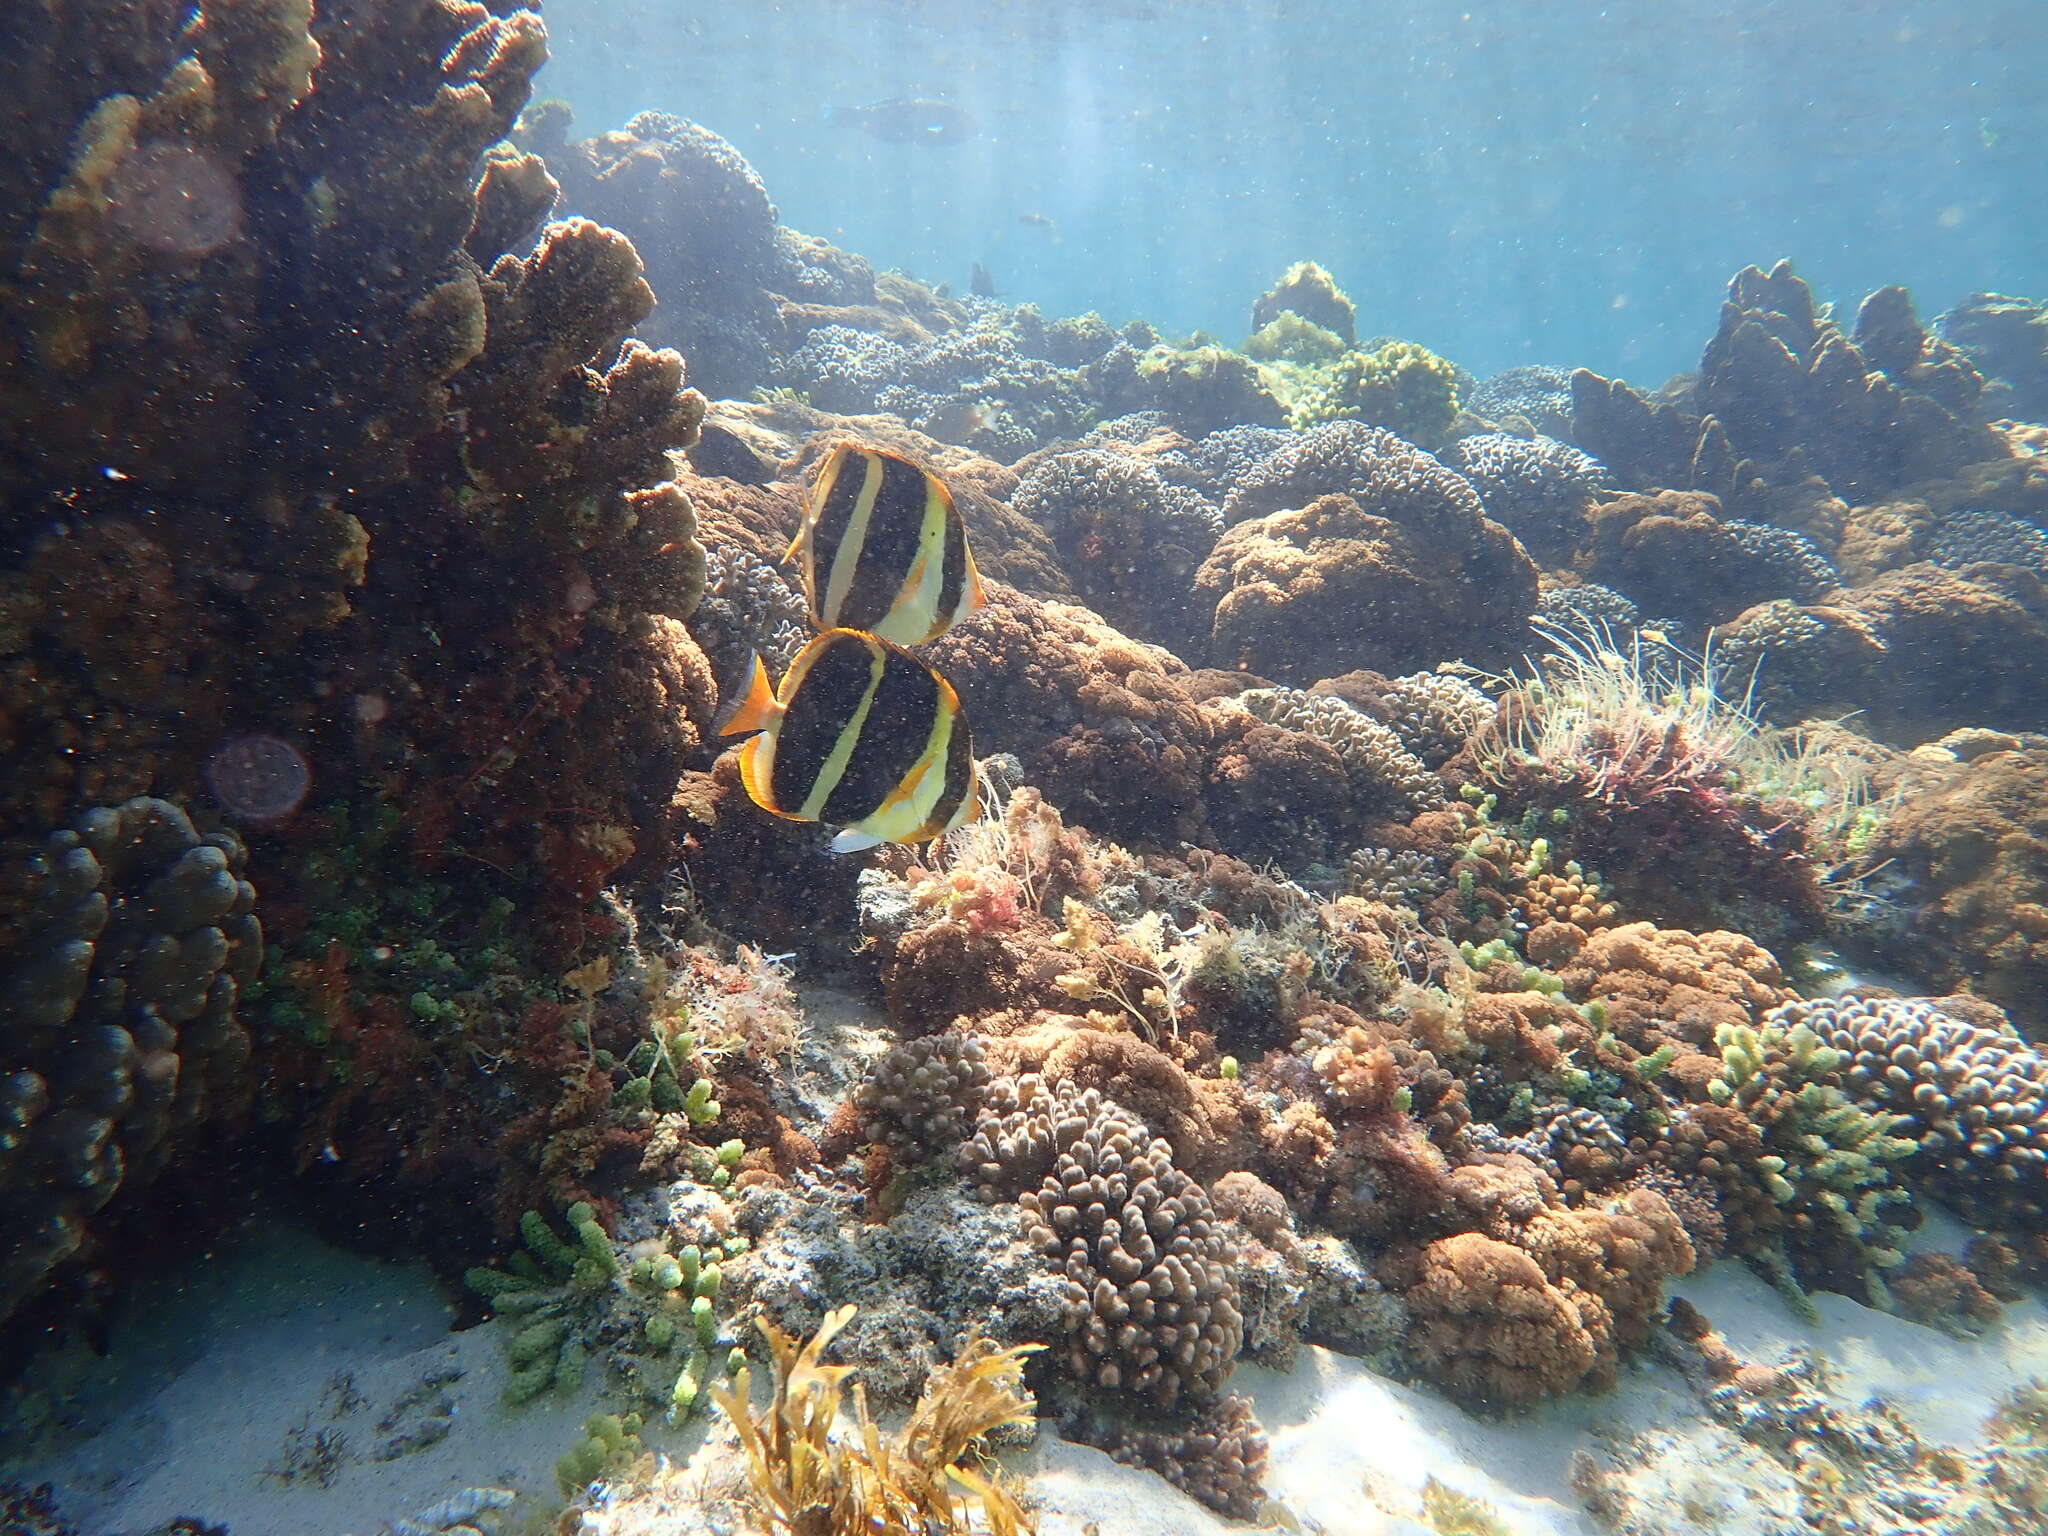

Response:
(1250, 260), (1358, 344)
(465, 1202), (617, 1403)
(1286, 339), (1463, 445)
(557, 1411), (642, 1494)
(1709, 1020), (1917, 1276)
(1244, 310), (1347, 365)
(1135, 344), (1288, 433)
(1421, 1475), (1512, 1536)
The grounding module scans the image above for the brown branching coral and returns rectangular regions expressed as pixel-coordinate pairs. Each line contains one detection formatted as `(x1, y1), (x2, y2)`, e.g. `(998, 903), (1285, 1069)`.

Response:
(855, 1033), (994, 1166)
(1095, 1393), (1271, 1521)
(961, 1076), (1244, 1411)
(713, 1304), (1040, 1536)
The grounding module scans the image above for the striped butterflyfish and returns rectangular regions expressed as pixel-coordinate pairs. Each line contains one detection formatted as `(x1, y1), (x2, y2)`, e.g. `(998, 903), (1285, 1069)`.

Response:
(718, 627), (979, 852)
(786, 442), (987, 647)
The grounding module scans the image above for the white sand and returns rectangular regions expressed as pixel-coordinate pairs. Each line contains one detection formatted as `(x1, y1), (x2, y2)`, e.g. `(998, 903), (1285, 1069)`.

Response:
(12, 1214), (2046, 1536)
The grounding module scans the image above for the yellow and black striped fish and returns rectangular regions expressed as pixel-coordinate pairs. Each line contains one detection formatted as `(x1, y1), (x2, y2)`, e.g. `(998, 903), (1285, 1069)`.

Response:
(718, 627), (979, 852)
(785, 442), (987, 647)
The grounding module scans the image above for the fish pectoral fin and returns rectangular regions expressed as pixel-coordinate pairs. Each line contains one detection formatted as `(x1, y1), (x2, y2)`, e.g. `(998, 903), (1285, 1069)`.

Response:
(827, 828), (888, 855)
(717, 653), (779, 737)
(781, 525), (806, 566)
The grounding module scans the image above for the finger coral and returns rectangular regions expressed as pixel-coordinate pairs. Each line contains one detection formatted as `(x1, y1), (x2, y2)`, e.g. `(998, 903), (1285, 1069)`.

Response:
(855, 1033), (995, 1166)
(961, 1076), (1244, 1411)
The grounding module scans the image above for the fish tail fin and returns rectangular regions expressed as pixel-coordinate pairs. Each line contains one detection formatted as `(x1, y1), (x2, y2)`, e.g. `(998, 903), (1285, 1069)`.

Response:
(717, 652), (779, 737)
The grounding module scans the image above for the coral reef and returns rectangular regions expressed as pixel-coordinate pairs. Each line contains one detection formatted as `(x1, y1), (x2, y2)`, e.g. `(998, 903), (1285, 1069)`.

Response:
(1778, 992), (2048, 1228)
(520, 106), (785, 401)
(1938, 291), (2048, 422)
(1008, 446), (1223, 649)
(854, 1032), (994, 1166)
(1441, 432), (1610, 564)
(1233, 687), (1445, 812)
(1383, 1181), (1695, 1409)
(0, 797), (260, 1323)
(1285, 339), (1464, 447)
(962, 1076), (1245, 1410)
(1249, 261), (1357, 347)
(1467, 365), (1577, 437)
(1861, 746), (2048, 1012)
(1196, 422), (1537, 678)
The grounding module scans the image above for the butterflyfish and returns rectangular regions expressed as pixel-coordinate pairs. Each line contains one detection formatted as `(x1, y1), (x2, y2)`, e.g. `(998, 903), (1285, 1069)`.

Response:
(786, 442), (987, 647)
(718, 627), (979, 852)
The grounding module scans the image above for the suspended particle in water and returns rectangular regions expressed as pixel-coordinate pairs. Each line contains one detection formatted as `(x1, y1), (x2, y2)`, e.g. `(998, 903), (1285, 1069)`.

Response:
(564, 570), (598, 616)
(354, 692), (390, 726)
(206, 734), (311, 824)
(108, 141), (243, 257)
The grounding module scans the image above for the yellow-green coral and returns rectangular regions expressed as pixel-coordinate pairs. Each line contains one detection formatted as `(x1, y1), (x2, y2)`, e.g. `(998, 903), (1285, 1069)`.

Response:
(1135, 344), (1288, 433)
(1250, 260), (1358, 344)
(1709, 1020), (1917, 1270)
(1244, 310), (1347, 365)
(1285, 339), (1463, 445)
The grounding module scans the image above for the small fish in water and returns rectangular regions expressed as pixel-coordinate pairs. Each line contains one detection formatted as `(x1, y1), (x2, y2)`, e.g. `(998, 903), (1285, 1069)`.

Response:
(1018, 211), (1056, 231)
(970, 260), (998, 297)
(719, 628), (979, 852)
(831, 99), (977, 146)
(786, 442), (987, 646)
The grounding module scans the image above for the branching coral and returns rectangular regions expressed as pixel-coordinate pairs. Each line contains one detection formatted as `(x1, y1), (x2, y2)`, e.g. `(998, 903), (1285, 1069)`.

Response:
(855, 1034), (994, 1167)
(1694, 1014), (1916, 1288)
(960, 1076), (1244, 1410)
(1777, 992), (2048, 1229)
(712, 1304), (1040, 1536)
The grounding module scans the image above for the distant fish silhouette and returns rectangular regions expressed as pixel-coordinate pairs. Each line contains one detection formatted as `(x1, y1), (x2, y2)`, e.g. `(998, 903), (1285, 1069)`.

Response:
(971, 261), (998, 297)
(1018, 211), (1056, 230)
(831, 99), (977, 146)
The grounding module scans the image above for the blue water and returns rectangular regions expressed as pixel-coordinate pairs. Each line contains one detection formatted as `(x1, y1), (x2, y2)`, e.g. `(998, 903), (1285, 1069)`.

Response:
(537, 0), (2046, 386)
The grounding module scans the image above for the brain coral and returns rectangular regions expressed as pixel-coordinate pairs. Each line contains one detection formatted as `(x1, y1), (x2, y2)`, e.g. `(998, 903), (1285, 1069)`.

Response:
(1195, 423), (1536, 679)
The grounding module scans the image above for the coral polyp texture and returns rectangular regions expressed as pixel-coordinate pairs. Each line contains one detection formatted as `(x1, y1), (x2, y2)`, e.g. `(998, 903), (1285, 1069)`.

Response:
(0, 797), (260, 1323)
(7, 2), (2048, 1526)
(1195, 421), (1537, 678)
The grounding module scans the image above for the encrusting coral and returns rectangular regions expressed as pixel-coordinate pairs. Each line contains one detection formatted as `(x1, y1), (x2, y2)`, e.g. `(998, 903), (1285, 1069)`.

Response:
(1196, 422), (1537, 679)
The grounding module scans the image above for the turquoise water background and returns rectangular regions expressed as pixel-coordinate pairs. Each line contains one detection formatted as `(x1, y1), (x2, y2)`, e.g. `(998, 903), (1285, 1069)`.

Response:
(537, 0), (2046, 385)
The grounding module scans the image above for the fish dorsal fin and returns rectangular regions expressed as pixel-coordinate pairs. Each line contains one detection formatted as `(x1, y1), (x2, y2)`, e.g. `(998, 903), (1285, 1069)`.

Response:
(718, 653), (780, 737)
